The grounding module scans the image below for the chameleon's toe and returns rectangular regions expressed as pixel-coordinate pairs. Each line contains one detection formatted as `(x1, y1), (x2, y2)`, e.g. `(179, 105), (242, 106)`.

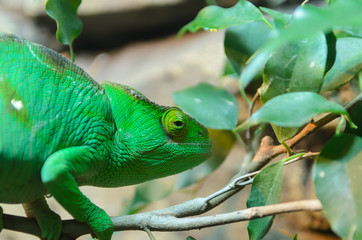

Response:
(22, 198), (62, 240)
(35, 210), (62, 240)
(87, 208), (113, 240)
(91, 224), (113, 240)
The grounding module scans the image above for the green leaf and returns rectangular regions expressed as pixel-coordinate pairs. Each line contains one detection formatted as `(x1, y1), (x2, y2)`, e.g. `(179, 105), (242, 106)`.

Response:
(234, 92), (349, 132)
(175, 129), (234, 190)
(314, 134), (362, 239)
(260, 32), (327, 102)
(45, 0), (82, 61)
(271, 125), (300, 143)
(178, 0), (271, 36)
(239, 0), (362, 89)
(222, 60), (237, 77)
(224, 21), (273, 75)
(247, 161), (284, 240)
(321, 37), (362, 92)
(260, 7), (292, 29)
(173, 83), (238, 130)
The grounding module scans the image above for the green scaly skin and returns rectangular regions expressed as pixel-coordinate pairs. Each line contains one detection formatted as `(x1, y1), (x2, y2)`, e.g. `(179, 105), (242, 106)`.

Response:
(0, 33), (212, 240)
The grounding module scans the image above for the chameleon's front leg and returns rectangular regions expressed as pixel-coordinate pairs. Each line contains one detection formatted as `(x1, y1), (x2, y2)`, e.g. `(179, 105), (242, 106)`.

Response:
(41, 146), (113, 240)
(22, 197), (62, 240)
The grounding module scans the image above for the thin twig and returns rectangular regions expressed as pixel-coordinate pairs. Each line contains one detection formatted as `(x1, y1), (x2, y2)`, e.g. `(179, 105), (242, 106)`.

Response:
(204, 151), (318, 203)
(246, 91), (260, 141)
(145, 228), (156, 240)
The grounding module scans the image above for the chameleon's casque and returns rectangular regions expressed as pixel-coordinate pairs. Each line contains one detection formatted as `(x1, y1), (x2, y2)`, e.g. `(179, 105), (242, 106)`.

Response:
(0, 33), (212, 240)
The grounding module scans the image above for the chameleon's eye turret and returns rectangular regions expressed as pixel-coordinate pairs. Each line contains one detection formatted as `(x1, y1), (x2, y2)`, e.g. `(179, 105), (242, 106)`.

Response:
(161, 108), (189, 141)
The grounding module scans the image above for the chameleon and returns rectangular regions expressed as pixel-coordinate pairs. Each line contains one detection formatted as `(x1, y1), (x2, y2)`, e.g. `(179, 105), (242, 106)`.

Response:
(0, 33), (212, 240)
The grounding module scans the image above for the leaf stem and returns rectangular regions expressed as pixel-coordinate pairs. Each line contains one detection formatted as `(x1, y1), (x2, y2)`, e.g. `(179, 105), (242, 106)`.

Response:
(70, 46), (75, 62)
(281, 142), (293, 156)
(335, 115), (345, 135)
(234, 131), (246, 148)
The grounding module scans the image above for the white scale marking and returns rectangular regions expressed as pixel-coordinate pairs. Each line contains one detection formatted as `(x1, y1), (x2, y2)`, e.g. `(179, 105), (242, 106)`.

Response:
(11, 99), (24, 111)
(26, 42), (57, 72)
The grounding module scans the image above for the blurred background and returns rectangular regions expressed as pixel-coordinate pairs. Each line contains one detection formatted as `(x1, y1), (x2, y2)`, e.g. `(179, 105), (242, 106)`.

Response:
(0, 0), (339, 239)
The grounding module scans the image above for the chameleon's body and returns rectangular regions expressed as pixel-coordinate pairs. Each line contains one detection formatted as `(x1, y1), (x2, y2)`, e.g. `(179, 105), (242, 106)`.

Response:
(0, 33), (211, 239)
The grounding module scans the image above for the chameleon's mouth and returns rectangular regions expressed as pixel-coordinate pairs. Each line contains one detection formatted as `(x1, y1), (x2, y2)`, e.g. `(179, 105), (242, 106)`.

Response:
(169, 139), (211, 148)
(138, 139), (212, 158)
(174, 140), (212, 155)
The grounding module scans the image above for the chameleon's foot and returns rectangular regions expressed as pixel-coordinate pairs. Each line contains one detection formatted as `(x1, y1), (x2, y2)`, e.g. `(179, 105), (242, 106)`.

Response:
(87, 207), (113, 240)
(22, 198), (62, 240)
(35, 210), (62, 240)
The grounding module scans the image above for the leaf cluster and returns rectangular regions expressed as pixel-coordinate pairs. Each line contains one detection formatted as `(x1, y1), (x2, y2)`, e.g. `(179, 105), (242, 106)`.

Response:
(175, 0), (362, 239)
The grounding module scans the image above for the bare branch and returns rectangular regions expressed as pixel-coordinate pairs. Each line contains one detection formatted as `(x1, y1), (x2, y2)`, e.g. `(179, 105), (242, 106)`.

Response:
(114, 199), (323, 231)
(3, 200), (322, 239)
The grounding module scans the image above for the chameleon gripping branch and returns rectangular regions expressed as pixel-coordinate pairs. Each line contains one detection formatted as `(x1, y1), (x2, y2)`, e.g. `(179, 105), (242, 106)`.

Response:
(0, 33), (212, 240)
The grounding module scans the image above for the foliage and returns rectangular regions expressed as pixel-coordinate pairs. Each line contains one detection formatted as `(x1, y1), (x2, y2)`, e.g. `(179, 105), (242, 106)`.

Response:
(173, 0), (362, 239)
(39, 0), (362, 239)
(235, 92), (352, 131)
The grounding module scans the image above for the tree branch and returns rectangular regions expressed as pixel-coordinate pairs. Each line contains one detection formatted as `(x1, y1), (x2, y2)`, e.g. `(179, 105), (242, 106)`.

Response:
(3, 200), (322, 239)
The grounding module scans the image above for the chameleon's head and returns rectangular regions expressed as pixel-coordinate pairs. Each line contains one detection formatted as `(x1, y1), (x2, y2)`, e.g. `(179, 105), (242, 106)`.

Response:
(103, 82), (212, 186)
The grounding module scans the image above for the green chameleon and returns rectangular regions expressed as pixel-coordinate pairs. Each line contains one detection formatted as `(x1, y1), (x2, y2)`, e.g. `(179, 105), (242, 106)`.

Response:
(0, 33), (212, 240)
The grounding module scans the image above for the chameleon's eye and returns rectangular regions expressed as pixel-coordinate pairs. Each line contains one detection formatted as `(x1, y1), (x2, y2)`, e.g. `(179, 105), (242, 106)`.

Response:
(161, 108), (189, 140)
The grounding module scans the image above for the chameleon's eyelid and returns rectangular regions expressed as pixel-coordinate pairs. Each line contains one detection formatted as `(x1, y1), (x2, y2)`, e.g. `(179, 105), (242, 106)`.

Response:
(161, 108), (189, 139)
